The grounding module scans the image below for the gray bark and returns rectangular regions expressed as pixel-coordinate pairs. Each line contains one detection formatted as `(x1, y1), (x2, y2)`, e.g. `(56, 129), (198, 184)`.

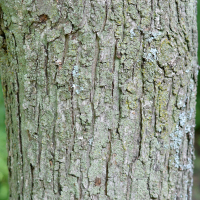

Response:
(0, 0), (198, 199)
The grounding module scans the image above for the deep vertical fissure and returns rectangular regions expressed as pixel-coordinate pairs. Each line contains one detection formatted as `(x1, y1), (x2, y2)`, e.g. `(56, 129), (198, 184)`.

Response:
(44, 44), (49, 95)
(175, 0), (180, 24)
(91, 33), (99, 136)
(30, 164), (34, 200)
(101, 0), (108, 31)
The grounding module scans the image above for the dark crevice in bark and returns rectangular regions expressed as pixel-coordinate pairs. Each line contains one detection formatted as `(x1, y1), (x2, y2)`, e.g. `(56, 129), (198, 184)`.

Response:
(112, 41), (117, 97)
(0, 9), (7, 53)
(90, 33), (99, 135)
(175, 0), (180, 25)
(167, 155), (171, 195)
(91, 33), (99, 103)
(44, 44), (49, 95)
(147, 176), (151, 198)
(101, 0), (108, 32)
(12, 33), (19, 66)
(186, 130), (192, 159)
(135, 3), (145, 161)
(57, 163), (62, 195)
(30, 164), (34, 200)
(122, 0), (125, 40)
(65, 148), (68, 175)
(86, 32), (100, 192)
(42, 180), (45, 199)
(150, 0), (154, 29)
(58, 182), (62, 195)
(152, 79), (157, 135)
(0, 31), (7, 52)
(138, 40), (145, 160)
(16, 72), (24, 198)
(7, 153), (11, 178)
(138, 97), (143, 159)
(37, 103), (40, 134)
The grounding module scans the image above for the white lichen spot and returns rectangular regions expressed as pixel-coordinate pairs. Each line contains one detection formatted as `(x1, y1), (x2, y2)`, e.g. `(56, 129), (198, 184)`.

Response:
(72, 65), (79, 77)
(179, 112), (187, 127)
(130, 28), (136, 38)
(188, 109), (194, 120)
(89, 138), (93, 145)
(148, 31), (161, 42)
(170, 125), (184, 168)
(72, 84), (82, 94)
(185, 125), (191, 133)
(189, 79), (194, 90)
(174, 154), (180, 168)
(143, 48), (158, 62)
(150, 48), (158, 60)
(177, 100), (186, 108)
(185, 69), (189, 73)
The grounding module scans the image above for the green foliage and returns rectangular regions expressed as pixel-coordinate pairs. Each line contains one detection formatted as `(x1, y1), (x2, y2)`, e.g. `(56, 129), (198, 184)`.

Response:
(0, 81), (8, 200)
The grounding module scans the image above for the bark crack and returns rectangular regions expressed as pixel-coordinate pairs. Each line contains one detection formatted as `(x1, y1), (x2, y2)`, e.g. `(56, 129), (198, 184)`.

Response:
(44, 44), (49, 95)
(37, 104), (42, 169)
(30, 164), (34, 200)
(101, 0), (108, 32)
(86, 33), (100, 191)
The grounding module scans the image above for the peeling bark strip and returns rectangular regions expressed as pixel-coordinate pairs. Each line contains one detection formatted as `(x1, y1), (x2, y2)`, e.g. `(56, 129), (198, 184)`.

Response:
(0, 0), (198, 199)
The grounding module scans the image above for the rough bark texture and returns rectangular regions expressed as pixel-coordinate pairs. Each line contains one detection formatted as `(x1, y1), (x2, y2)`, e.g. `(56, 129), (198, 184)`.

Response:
(0, 0), (198, 199)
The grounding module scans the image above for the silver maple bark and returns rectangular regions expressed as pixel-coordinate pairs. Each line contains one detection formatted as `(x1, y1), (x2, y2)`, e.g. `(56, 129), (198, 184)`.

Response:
(0, 0), (198, 199)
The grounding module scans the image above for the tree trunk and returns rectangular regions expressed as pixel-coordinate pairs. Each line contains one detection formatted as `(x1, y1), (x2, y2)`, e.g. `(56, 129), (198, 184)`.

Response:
(0, 0), (198, 199)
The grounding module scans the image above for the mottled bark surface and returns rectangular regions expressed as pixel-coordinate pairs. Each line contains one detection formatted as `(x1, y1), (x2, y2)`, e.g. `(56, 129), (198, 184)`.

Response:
(0, 0), (198, 199)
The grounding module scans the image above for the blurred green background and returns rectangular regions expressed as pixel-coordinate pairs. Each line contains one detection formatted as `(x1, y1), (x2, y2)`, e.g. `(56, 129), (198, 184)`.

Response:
(0, 80), (8, 200)
(192, 1), (200, 200)
(1, 2), (200, 200)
